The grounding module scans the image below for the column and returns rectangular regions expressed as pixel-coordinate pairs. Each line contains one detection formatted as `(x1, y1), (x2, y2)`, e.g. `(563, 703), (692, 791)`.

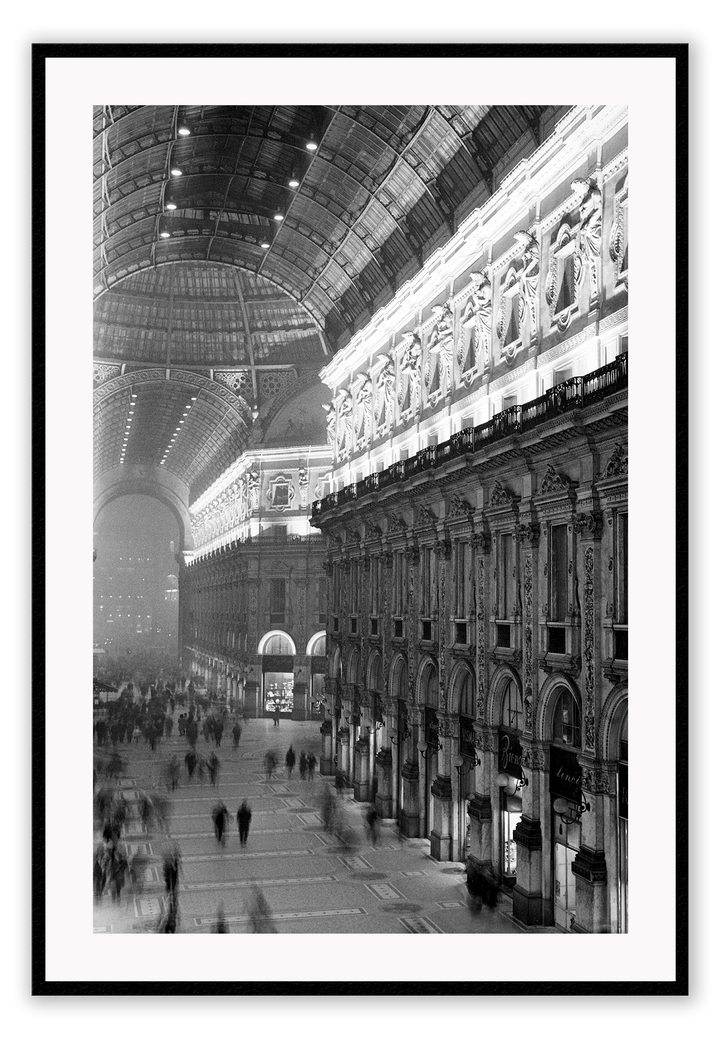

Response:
(400, 704), (421, 837)
(466, 725), (496, 884)
(513, 745), (552, 926)
(320, 676), (339, 776)
(375, 696), (396, 818)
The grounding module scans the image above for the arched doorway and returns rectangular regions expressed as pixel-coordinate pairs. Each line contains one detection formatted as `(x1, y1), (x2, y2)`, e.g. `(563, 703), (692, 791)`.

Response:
(547, 684), (583, 931)
(306, 631), (327, 713)
(495, 672), (524, 887)
(258, 630), (296, 714)
(452, 664), (476, 861)
(390, 655), (408, 818)
(418, 659), (439, 839)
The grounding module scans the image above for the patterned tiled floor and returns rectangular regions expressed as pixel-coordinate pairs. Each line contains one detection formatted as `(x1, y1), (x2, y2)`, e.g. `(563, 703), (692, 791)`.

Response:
(93, 717), (553, 935)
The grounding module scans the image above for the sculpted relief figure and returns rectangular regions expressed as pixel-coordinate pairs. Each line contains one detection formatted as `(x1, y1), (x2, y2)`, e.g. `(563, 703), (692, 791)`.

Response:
(354, 372), (373, 449)
(322, 403), (336, 450)
(460, 269), (492, 375)
(571, 178), (603, 304)
(427, 302), (455, 399)
(334, 388), (352, 458)
(247, 468), (261, 511)
(374, 353), (395, 433)
(515, 230), (540, 341)
(400, 331), (422, 418)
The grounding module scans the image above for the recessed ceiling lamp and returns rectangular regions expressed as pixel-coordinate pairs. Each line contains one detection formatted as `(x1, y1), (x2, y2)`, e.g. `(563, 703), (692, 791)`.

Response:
(160, 230), (171, 238)
(191, 396), (197, 401)
(178, 124), (191, 136)
(273, 212), (284, 222)
(305, 138), (318, 151)
(170, 167), (183, 177)
(260, 241), (270, 250)
(166, 202), (177, 211)
(288, 176), (300, 189)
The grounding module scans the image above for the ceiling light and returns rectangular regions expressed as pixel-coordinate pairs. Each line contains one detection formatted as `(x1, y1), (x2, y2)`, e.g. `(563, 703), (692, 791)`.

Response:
(260, 241), (270, 250)
(288, 177), (299, 189)
(166, 202), (177, 211)
(170, 167), (183, 177)
(191, 396), (197, 400)
(306, 139), (318, 151)
(178, 125), (191, 136)
(185, 404), (191, 409)
(160, 230), (171, 239)
(273, 212), (284, 222)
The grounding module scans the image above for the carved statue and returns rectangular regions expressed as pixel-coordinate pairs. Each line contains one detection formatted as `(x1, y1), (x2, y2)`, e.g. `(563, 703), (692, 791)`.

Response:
(247, 468), (261, 510)
(334, 388), (352, 456)
(375, 353), (396, 431)
(515, 230), (540, 340)
(322, 403), (336, 449)
(571, 178), (603, 303)
(461, 270), (492, 373)
(427, 303), (455, 397)
(400, 332), (422, 417)
(354, 372), (373, 448)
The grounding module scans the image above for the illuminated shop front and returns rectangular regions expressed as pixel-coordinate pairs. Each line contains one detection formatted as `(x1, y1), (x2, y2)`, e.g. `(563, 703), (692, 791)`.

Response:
(259, 631), (296, 713)
(496, 730), (525, 885)
(549, 692), (585, 930)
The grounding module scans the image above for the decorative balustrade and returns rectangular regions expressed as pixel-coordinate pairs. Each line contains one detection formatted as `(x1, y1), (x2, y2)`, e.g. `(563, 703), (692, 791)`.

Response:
(311, 353), (627, 519)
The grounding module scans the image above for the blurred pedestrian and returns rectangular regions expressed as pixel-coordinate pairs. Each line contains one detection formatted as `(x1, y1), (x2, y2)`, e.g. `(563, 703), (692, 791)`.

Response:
(285, 746), (296, 779)
(264, 750), (277, 781)
(299, 752), (307, 780)
(237, 800), (252, 846)
(165, 715), (173, 738)
(364, 804), (379, 846)
(208, 752), (220, 787)
(213, 901), (228, 933)
(274, 705), (281, 727)
(307, 752), (317, 780)
(232, 720), (242, 750)
(185, 748), (198, 782)
(162, 845), (181, 898)
(212, 801), (229, 844)
(248, 884), (276, 933)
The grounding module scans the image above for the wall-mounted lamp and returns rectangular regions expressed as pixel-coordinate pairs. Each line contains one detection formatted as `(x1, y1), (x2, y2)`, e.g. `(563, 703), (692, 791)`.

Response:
(454, 752), (481, 776)
(418, 739), (441, 759)
(389, 728), (410, 746)
(552, 794), (591, 827)
(375, 718), (385, 731)
(495, 770), (528, 795)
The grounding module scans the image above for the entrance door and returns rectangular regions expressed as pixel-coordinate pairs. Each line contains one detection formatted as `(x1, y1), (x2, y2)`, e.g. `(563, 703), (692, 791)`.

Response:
(553, 815), (580, 930)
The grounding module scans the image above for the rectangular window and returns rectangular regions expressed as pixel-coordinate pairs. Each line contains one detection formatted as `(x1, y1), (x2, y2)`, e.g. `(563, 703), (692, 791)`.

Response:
(550, 524), (569, 621)
(455, 542), (466, 617)
(617, 511), (628, 624)
(421, 548), (431, 614)
(498, 533), (514, 620)
(317, 578), (327, 624)
(269, 579), (285, 623)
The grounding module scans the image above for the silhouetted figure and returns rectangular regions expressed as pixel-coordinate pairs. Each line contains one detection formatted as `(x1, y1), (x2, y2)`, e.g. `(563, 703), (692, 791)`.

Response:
(285, 746), (296, 779)
(162, 846), (181, 898)
(364, 804), (379, 846)
(264, 750), (277, 781)
(213, 901), (228, 933)
(299, 752), (308, 780)
(307, 752), (317, 780)
(232, 721), (242, 750)
(320, 784), (336, 832)
(237, 800), (252, 846)
(167, 755), (180, 792)
(185, 749), (198, 782)
(274, 706), (281, 727)
(208, 752), (220, 787)
(158, 891), (179, 933)
(248, 884), (277, 933)
(165, 715), (173, 738)
(212, 801), (230, 844)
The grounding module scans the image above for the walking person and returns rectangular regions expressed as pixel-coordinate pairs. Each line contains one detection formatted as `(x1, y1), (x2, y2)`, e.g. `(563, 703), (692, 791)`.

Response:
(299, 751), (307, 780)
(264, 750), (277, 782)
(285, 745), (296, 780)
(274, 705), (281, 727)
(307, 752), (317, 780)
(212, 801), (230, 845)
(232, 720), (242, 750)
(185, 748), (198, 782)
(208, 751), (220, 787)
(237, 800), (252, 847)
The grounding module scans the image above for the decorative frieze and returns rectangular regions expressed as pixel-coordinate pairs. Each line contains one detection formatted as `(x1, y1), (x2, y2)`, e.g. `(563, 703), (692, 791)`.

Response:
(599, 443), (628, 480)
(489, 480), (517, 507)
(583, 546), (596, 752)
(523, 554), (534, 735)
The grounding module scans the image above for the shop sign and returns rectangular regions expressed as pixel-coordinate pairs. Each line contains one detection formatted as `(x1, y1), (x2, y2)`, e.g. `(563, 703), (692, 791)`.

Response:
(498, 732), (523, 778)
(550, 746), (582, 803)
(612, 764), (624, 819)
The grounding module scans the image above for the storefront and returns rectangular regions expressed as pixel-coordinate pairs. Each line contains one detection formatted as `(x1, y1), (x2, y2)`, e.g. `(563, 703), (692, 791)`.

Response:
(262, 654), (294, 712)
(550, 745), (584, 930)
(496, 731), (524, 886)
(458, 714), (477, 860)
(618, 732), (628, 932)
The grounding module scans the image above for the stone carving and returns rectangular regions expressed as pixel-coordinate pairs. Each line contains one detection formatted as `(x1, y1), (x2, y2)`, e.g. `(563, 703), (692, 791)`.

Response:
(489, 480), (516, 507)
(426, 303), (455, 402)
(215, 369), (253, 399)
(449, 495), (474, 519)
(609, 174), (629, 288)
(599, 442), (628, 480)
(298, 466), (309, 508)
(374, 354), (396, 434)
(93, 361), (122, 386)
(247, 469), (260, 510)
(366, 522), (384, 539)
(538, 464), (568, 494)
(572, 178), (603, 305)
(460, 270), (492, 377)
(470, 530), (491, 554)
(573, 512), (603, 535)
(354, 372), (373, 449)
(518, 522), (541, 545)
(334, 389), (352, 458)
(545, 221), (577, 332)
(515, 230), (540, 342)
(322, 404), (336, 449)
(399, 331), (422, 419)
(417, 504), (437, 527)
(521, 747), (547, 771)
(523, 555), (534, 735)
(389, 513), (406, 534)
(582, 766), (611, 795)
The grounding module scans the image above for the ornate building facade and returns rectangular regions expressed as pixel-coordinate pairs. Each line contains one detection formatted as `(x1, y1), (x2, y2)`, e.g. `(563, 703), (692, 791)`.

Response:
(310, 104), (628, 932)
(184, 444), (332, 718)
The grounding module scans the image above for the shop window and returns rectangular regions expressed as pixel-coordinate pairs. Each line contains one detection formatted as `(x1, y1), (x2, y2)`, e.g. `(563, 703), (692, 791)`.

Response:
(496, 623), (511, 648)
(498, 532), (514, 619)
(501, 679), (523, 731)
(549, 523), (569, 644)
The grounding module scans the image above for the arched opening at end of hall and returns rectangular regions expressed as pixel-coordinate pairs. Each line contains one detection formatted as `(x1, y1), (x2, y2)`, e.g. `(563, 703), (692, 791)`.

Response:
(496, 675), (524, 889)
(418, 660), (439, 841)
(258, 631), (297, 715)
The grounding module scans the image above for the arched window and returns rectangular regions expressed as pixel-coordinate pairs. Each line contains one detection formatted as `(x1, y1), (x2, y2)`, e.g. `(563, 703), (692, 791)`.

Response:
(347, 648), (361, 685)
(552, 688), (581, 748)
(455, 668), (474, 717)
(259, 631), (294, 655)
(307, 631), (327, 657)
(419, 662), (439, 707)
(501, 678), (522, 730)
(367, 652), (382, 692)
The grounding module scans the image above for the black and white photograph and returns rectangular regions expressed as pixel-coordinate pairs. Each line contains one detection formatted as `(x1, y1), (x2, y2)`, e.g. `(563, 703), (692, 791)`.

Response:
(33, 45), (688, 1000)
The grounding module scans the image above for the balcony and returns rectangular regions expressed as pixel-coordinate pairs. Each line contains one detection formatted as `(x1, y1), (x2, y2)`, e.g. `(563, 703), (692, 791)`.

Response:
(311, 353), (627, 519)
